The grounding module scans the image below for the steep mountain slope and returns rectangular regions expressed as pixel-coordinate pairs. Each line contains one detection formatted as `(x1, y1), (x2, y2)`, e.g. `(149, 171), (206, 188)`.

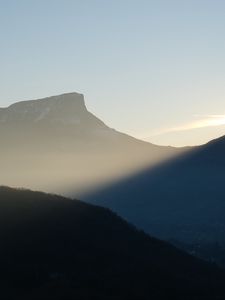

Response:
(84, 135), (225, 247)
(0, 186), (225, 300)
(0, 92), (179, 195)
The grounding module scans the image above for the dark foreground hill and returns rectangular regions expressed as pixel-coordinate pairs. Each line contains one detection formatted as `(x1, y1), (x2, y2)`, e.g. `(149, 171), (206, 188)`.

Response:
(0, 187), (225, 300)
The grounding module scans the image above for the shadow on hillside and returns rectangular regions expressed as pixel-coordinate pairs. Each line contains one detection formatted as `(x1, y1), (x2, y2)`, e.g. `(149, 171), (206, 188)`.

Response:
(80, 137), (225, 244)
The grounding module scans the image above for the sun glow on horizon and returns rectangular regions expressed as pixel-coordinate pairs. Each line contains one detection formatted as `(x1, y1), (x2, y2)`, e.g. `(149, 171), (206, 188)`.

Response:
(135, 114), (225, 147)
(205, 115), (225, 127)
(144, 115), (225, 138)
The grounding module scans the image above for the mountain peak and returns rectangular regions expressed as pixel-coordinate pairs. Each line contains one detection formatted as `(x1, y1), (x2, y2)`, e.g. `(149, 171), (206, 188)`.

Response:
(9, 92), (87, 112)
(40, 92), (86, 107)
(0, 92), (89, 124)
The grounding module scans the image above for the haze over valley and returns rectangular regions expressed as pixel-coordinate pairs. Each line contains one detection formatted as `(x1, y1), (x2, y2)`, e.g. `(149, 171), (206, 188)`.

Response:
(1, 92), (225, 298)
(2, 92), (225, 269)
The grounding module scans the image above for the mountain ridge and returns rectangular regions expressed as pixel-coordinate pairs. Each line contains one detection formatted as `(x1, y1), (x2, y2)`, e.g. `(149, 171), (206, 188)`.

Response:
(0, 92), (109, 128)
(85, 133), (225, 247)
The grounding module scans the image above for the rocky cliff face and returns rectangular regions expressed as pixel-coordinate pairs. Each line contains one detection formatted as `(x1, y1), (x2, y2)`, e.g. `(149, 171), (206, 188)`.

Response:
(0, 92), (107, 129)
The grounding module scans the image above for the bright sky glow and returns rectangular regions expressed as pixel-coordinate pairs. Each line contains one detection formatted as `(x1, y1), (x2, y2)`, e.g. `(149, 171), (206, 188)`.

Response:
(149, 115), (225, 136)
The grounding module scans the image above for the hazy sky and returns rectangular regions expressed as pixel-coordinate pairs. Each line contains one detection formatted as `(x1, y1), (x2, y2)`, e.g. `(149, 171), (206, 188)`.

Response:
(1, 0), (225, 146)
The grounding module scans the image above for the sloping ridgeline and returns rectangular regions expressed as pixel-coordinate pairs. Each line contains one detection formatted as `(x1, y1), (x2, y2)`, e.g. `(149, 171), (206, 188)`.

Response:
(0, 187), (225, 300)
(84, 134), (225, 247)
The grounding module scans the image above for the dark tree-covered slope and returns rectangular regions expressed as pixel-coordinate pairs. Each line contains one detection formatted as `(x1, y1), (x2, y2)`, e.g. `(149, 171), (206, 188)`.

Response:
(0, 186), (225, 299)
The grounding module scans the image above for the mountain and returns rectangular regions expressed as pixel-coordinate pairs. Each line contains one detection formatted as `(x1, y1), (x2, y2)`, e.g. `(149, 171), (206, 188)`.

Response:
(0, 92), (179, 195)
(0, 92), (109, 142)
(1, 186), (225, 300)
(84, 134), (225, 249)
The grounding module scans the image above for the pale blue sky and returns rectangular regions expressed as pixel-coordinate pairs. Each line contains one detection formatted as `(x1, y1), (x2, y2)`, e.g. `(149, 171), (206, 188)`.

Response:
(1, 0), (225, 146)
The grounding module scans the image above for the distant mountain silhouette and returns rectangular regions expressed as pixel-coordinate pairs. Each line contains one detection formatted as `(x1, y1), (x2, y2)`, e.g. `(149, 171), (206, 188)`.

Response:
(0, 92), (108, 137)
(85, 134), (225, 247)
(0, 93), (179, 194)
(0, 186), (225, 299)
